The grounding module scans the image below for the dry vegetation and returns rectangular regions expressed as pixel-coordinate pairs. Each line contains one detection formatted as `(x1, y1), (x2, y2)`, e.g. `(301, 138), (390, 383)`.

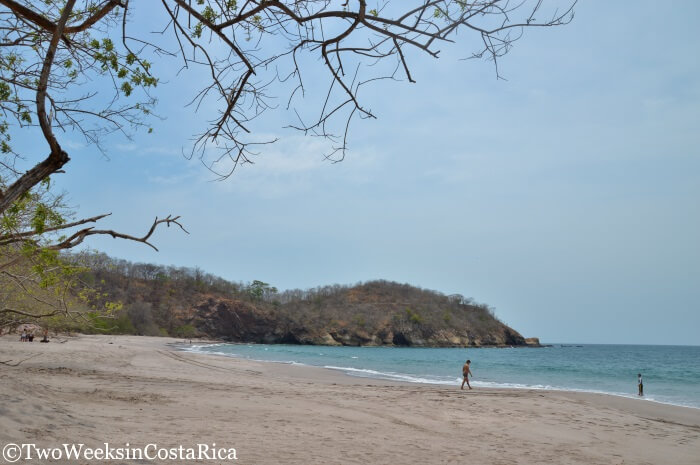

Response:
(44, 252), (529, 347)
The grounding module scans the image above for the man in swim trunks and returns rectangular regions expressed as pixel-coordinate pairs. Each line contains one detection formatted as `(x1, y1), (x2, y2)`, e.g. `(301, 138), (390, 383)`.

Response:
(461, 360), (473, 390)
(638, 373), (643, 396)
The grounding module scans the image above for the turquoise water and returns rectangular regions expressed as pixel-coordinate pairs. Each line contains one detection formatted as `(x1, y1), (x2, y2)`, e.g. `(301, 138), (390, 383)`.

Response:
(184, 343), (700, 409)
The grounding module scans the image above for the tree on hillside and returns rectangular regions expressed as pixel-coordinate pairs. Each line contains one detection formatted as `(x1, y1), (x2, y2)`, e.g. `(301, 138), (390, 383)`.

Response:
(0, 0), (574, 324)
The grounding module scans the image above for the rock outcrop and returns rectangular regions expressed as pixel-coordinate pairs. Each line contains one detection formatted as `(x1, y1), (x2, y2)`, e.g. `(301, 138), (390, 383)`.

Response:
(77, 255), (539, 348)
(181, 294), (534, 348)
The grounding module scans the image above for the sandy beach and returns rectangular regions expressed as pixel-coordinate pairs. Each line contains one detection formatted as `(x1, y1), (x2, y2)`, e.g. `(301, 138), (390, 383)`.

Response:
(1, 335), (698, 464)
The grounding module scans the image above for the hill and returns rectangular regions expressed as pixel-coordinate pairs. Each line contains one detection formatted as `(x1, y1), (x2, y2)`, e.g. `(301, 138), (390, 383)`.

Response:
(73, 253), (537, 347)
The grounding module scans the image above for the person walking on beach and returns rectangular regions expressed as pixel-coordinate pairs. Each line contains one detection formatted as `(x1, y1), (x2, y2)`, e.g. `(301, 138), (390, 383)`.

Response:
(638, 373), (644, 396)
(461, 360), (473, 390)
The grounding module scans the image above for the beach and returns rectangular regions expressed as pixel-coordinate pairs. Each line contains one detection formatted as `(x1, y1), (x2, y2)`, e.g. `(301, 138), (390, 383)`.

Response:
(1, 335), (698, 464)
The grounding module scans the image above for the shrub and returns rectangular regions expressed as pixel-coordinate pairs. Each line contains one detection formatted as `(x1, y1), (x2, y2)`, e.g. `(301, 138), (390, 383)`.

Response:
(174, 324), (197, 338)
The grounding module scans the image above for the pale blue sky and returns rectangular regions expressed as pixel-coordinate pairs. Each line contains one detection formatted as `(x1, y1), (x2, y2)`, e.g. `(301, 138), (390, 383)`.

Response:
(22, 1), (700, 344)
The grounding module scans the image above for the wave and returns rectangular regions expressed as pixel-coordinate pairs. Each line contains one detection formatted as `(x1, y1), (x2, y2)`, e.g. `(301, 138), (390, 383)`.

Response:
(323, 364), (700, 408)
(323, 365), (456, 385)
(179, 344), (700, 410)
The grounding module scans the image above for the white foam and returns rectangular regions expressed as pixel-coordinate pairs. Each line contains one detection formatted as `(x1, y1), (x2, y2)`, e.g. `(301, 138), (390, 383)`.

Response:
(323, 365), (455, 385)
(177, 345), (700, 410)
(185, 343), (225, 350)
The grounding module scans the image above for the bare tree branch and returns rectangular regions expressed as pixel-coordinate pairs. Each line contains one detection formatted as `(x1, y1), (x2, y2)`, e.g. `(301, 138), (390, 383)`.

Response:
(48, 214), (189, 252)
(0, 0), (575, 272)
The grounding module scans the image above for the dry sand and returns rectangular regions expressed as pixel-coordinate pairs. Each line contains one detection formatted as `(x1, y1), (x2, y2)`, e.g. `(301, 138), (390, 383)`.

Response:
(1, 334), (698, 464)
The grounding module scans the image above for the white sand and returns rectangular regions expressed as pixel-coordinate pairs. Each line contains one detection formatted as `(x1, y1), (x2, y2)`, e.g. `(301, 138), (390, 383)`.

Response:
(1, 335), (698, 464)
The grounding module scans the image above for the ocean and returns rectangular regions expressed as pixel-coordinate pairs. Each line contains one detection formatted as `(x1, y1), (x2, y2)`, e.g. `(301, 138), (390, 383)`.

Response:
(183, 343), (700, 409)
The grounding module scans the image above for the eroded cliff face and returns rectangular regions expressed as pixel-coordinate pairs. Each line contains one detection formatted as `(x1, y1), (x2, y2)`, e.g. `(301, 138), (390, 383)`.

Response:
(80, 259), (539, 347)
(181, 297), (537, 347)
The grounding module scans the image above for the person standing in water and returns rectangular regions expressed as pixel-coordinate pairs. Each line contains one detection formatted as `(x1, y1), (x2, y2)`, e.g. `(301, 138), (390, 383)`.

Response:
(461, 360), (473, 390)
(638, 373), (644, 396)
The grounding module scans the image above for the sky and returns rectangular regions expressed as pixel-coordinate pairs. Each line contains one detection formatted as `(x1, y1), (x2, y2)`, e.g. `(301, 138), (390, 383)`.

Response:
(17, 1), (700, 345)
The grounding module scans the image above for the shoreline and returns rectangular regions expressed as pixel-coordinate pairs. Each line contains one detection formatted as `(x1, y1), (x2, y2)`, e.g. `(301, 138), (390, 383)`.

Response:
(179, 340), (700, 412)
(2, 334), (698, 464)
(178, 342), (700, 425)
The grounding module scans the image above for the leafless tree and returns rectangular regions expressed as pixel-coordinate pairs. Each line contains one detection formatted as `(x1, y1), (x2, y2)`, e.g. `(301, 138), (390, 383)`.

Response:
(1, 0), (576, 205)
(0, 0), (574, 322)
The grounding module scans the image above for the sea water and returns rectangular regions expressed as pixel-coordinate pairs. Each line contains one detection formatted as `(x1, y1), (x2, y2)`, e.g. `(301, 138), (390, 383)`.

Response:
(183, 343), (700, 409)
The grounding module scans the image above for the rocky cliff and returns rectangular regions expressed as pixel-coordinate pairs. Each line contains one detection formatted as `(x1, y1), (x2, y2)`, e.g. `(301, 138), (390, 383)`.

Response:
(179, 286), (536, 347)
(76, 254), (538, 347)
